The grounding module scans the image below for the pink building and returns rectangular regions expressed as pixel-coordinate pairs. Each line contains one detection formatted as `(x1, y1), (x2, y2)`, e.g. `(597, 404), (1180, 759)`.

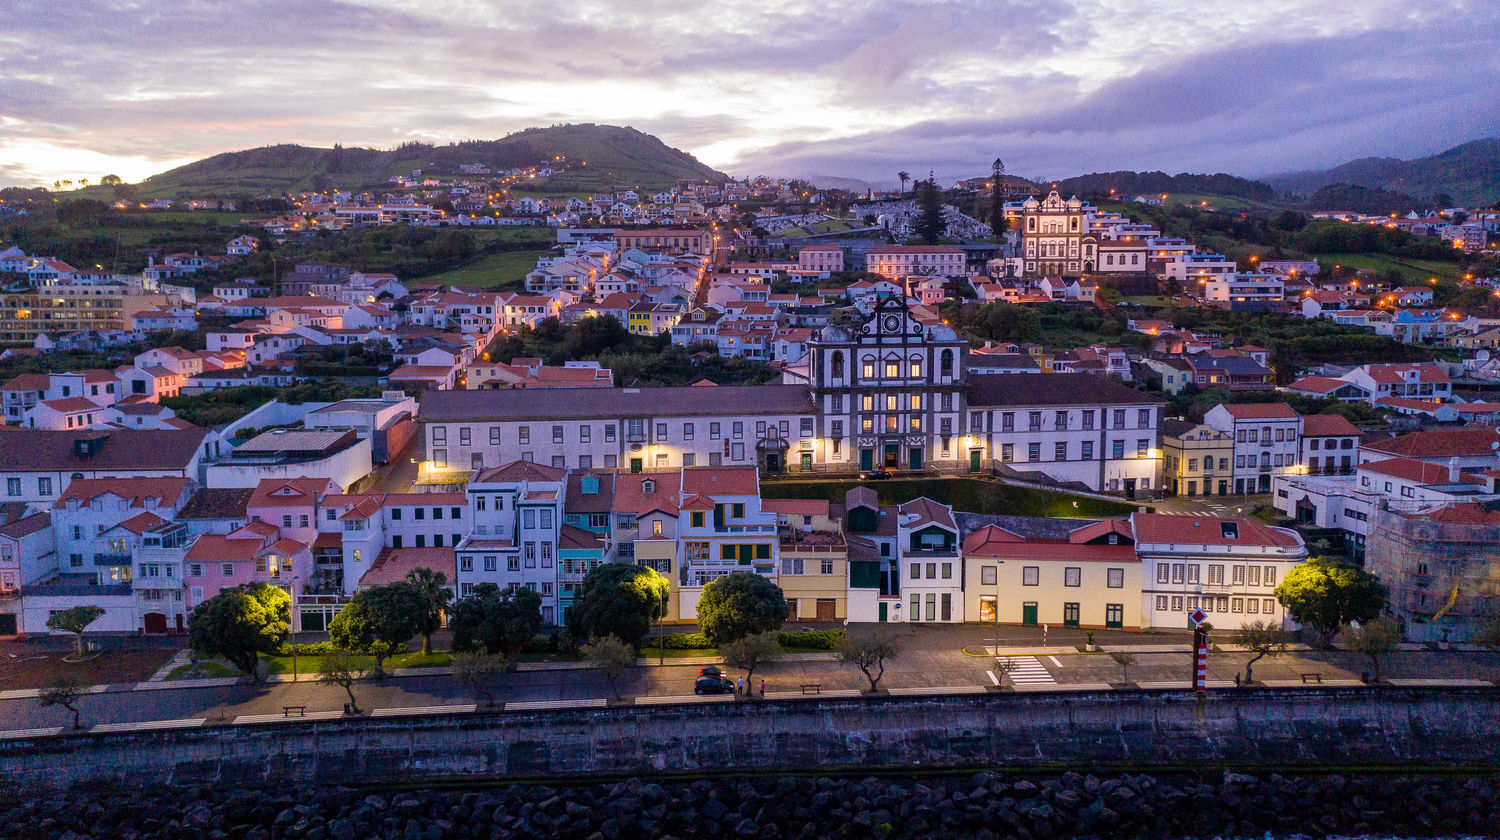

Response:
(184, 520), (310, 607)
(247, 477), (338, 546)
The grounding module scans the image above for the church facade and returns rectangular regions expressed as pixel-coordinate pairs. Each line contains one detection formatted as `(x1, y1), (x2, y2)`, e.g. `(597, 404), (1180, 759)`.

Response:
(1019, 189), (1099, 276)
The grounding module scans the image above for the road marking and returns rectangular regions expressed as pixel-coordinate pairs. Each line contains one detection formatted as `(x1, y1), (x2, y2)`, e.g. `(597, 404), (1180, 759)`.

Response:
(994, 655), (1056, 685)
(505, 698), (608, 711)
(987, 670), (999, 686)
(233, 710), (347, 724)
(370, 704), (477, 717)
(635, 694), (734, 705)
(1048, 656), (1064, 668)
(0, 727), (63, 739)
(91, 718), (206, 733)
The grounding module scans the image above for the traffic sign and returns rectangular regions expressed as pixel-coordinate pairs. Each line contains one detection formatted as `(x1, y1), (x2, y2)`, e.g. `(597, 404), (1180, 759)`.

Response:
(1188, 608), (1207, 626)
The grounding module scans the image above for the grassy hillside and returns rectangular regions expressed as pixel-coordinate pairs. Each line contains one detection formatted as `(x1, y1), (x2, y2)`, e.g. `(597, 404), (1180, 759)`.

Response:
(115, 124), (729, 199)
(1267, 139), (1500, 206)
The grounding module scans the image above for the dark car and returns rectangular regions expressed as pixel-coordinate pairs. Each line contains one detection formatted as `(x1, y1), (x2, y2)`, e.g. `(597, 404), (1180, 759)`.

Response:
(860, 467), (893, 480)
(699, 665), (724, 678)
(694, 675), (735, 695)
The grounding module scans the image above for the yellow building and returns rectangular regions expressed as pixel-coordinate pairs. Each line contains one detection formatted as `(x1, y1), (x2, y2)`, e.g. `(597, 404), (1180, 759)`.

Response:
(962, 519), (1142, 630)
(0, 285), (172, 344)
(1161, 419), (1234, 498)
(769, 499), (849, 621)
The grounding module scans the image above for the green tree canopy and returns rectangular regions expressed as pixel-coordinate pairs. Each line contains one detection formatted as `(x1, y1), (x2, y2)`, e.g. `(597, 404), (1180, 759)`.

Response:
(916, 176), (945, 244)
(46, 605), (106, 655)
(1274, 556), (1387, 648)
(329, 582), (426, 675)
(449, 582), (544, 655)
(565, 563), (669, 648)
(186, 583), (290, 679)
(696, 571), (790, 647)
(404, 566), (453, 656)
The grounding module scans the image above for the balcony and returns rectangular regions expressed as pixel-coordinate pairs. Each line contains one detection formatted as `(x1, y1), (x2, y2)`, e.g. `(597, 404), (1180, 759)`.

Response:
(92, 553), (132, 567)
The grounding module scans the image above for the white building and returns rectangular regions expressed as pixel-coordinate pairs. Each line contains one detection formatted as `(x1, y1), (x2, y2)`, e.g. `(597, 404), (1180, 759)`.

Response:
(1132, 513), (1307, 631)
(1204, 403), (1303, 494)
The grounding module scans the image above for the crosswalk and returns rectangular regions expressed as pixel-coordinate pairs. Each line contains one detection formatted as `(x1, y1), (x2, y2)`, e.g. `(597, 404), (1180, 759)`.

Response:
(993, 655), (1056, 686)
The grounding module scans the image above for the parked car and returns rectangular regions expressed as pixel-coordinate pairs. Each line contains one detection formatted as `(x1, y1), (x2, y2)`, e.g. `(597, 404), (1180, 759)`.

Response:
(694, 674), (735, 695)
(699, 665), (724, 678)
(860, 467), (893, 480)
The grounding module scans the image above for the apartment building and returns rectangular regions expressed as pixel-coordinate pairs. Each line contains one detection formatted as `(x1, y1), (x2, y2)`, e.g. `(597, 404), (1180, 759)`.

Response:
(1161, 419), (1234, 498)
(1204, 403), (1303, 494)
(865, 245), (965, 278)
(962, 517), (1140, 630)
(1132, 513), (1307, 630)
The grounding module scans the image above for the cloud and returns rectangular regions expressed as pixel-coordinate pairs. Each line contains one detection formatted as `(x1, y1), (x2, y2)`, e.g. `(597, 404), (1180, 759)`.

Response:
(0, 0), (1495, 187)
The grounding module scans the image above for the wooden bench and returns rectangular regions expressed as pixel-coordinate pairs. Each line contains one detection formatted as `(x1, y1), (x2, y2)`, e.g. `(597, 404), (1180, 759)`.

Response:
(282, 705), (307, 717)
(1300, 673), (1323, 684)
(799, 684), (822, 695)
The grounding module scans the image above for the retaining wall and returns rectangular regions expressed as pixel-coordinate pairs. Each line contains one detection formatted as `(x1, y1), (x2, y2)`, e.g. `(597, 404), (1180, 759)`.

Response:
(3, 687), (1497, 794)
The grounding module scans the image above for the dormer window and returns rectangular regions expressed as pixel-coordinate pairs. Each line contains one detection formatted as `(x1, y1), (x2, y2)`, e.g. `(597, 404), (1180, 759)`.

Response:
(1221, 522), (1239, 540)
(1107, 534), (1118, 545)
(642, 479), (655, 494)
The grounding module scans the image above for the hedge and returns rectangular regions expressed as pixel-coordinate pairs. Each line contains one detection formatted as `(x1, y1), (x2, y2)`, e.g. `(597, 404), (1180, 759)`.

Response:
(647, 629), (845, 651)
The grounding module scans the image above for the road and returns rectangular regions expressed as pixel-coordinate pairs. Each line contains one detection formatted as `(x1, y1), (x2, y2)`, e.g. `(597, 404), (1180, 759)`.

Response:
(5, 623), (1497, 732)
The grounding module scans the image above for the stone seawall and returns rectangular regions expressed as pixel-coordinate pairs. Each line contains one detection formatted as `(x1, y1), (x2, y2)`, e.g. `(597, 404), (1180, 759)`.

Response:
(3, 687), (1498, 795)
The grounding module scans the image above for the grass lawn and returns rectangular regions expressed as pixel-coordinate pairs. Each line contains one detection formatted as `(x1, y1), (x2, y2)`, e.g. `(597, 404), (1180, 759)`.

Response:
(166, 661), (242, 680)
(1313, 252), (1464, 284)
(417, 250), (546, 290)
(260, 650), (453, 675)
(762, 476), (1142, 518)
(1158, 193), (1296, 213)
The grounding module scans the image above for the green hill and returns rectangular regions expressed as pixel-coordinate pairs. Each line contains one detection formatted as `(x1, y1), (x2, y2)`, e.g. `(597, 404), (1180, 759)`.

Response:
(125, 124), (729, 199)
(1266, 139), (1500, 207)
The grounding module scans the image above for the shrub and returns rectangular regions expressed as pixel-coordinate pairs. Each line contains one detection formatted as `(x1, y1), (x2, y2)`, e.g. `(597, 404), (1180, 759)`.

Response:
(655, 632), (713, 650)
(775, 629), (845, 650)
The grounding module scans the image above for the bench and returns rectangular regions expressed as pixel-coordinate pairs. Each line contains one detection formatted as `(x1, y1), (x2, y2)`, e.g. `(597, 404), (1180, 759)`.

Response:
(1300, 673), (1323, 684)
(282, 705), (307, 717)
(799, 684), (822, 695)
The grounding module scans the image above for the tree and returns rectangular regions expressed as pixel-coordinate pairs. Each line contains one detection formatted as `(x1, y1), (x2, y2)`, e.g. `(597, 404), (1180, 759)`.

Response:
(1275, 557), (1387, 648)
(1232, 619), (1289, 683)
(566, 563), (669, 649)
(99, 174), (122, 187)
(989, 158), (1008, 238)
(993, 657), (1019, 687)
(897, 171), (910, 196)
(186, 583), (289, 680)
(916, 175), (945, 244)
(405, 566), (452, 656)
(719, 631), (782, 692)
(329, 582), (426, 676)
(1347, 617), (1400, 683)
(452, 649), (508, 707)
(449, 583), (543, 656)
(46, 605), (106, 656)
(837, 628), (900, 692)
(1110, 651), (1137, 685)
(318, 650), (367, 714)
(39, 675), (88, 729)
(696, 571), (790, 647)
(582, 635), (635, 701)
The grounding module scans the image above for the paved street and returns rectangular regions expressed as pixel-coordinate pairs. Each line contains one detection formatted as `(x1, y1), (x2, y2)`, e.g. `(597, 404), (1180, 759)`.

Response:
(3, 623), (1496, 733)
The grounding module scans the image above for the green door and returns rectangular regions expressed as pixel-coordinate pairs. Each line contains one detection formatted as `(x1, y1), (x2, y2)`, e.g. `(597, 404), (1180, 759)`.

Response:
(630, 458), (643, 473)
(860, 449), (874, 471)
(1063, 602), (1080, 627)
(883, 444), (899, 467)
(1105, 604), (1123, 629)
(878, 602), (888, 622)
(800, 453), (812, 471)
(908, 448), (923, 470)
(969, 449), (981, 472)
(1022, 603), (1038, 625)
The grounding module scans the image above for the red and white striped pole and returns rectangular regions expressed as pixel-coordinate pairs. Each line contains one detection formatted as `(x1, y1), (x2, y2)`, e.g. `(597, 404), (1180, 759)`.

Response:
(1193, 625), (1208, 694)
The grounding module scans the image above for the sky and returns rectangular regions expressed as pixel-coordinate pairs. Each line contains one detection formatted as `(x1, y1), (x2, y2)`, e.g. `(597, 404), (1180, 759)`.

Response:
(2, 0), (1499, 189)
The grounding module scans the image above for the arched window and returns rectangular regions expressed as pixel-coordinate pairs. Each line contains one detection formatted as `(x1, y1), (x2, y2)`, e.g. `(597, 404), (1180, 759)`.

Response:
(1070, 217), (1079, 231)
(1027, 217), (1036, 231)
(940, 349), (954, 378)
(830, 350), (844, 379)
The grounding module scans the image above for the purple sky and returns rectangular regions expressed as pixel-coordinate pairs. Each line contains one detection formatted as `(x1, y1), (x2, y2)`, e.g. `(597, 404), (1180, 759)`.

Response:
(2, 0), (1498, 189)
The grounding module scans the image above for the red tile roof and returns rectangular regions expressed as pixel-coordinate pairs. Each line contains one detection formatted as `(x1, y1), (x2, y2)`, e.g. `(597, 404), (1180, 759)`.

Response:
(1130, 514), (1302, 547)
(1300, 414), (1360, 437)
(358, 546), (455, 587)
(681, 466), (760, 497)
(1216, 403), (1300, 420)
(53, 477), (190, 511)
(897, 497), (956, 531)
(249, 478), (335, 509)
(1362, 428), (1500, 459)
(1360, 457), (1483, 485)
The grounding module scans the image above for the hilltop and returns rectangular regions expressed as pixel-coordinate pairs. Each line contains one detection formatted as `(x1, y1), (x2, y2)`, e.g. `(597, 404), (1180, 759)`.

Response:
(1266, 138), (1500, 207)
(126, 124), (730, 199)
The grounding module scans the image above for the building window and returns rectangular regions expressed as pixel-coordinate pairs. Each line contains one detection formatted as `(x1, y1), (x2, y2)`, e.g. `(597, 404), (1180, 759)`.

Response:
(1022, 566), (1039, 586)
(1054, 442), (1067, 460)
(1107, 568), (1123, 588)
(1064, 567), (1080, 587)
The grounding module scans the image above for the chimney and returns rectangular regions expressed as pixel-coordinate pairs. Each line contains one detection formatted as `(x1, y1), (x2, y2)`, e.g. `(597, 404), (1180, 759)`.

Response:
(1449, 456), (1461, 484)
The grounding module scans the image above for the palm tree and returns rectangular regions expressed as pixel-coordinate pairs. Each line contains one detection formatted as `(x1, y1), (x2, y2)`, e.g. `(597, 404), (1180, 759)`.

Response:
(897, 171), (910, 196)
(405, 567), (452, 656)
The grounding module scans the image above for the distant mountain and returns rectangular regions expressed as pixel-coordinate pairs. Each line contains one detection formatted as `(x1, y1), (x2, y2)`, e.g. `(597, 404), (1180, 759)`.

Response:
(1052, 171), (1278, 202)
(1266, 139), (1500, 207)
(130, 124), (730, 198)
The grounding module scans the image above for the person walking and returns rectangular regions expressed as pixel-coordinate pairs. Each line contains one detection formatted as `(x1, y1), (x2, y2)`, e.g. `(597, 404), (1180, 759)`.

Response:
(759, 678), (765, 698)
(737, 675), (745, 696)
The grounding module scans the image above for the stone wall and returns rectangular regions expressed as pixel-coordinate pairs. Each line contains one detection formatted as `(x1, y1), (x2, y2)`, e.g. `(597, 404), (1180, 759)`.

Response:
(3, 687), (1497, 794)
